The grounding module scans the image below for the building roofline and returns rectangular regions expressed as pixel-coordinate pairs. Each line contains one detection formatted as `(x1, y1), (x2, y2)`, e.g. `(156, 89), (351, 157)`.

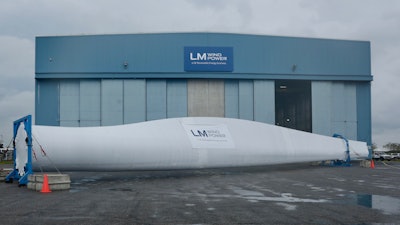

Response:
(36, 31), (370, 43)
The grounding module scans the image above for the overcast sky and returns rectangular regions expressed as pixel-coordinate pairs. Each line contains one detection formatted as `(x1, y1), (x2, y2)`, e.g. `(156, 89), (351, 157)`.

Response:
(0, 0), (399, 147)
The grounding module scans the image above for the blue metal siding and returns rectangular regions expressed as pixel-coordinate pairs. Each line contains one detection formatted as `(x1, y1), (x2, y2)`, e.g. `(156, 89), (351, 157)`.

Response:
(331, 82), (346, 137)
(101, 80), (123, 126)
(59, 80), (80, 127)
(35, 79), (59, 126)
(36, 33), (372, 81)
(146, 79), (167, 120)
(225, 79), (274, 123)
(313, 81), (357, 139)
(254, 80), (275, 124)
(35, 34), (184, 74)
(80, 80), (101, 126)
(238, 80), (254, 120)
(331, 82), (357, 140)
(312, 81), (332, 136)
(343, 83), (357, 139)
(357, 82), (372, 145)
(167, 80), (187, 118)
(123, 79), (146, 124)
(224, 80), (239, 118)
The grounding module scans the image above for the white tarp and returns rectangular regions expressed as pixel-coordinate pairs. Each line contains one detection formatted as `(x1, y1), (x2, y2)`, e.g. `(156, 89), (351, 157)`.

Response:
(15, 123), (28, 176)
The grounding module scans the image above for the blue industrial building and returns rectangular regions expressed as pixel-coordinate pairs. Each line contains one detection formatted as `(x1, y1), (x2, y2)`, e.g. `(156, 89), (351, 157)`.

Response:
(35, 33), (372, 145)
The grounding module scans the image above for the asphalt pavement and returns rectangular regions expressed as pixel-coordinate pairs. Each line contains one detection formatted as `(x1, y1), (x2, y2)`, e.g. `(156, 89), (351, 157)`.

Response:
(1, 161), (400, 224)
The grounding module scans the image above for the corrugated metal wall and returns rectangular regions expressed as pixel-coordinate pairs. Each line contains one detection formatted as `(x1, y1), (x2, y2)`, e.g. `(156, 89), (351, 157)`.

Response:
(238, 80), (254, 120)
(167, 79), (187, 118)
(312, 81), (358, 139)
(146, 79), (167, 120)
(224, 80), (275, 124)
(123, 79), (146, 123)
(102, 80), (123, 126)
(59, 80), (79, 127)
(80, 80), (101, 126)
(39, 78), (276, 127)
(35, 79), (59, 126)
(254, 80), (275, 124)
(37, 77), (370, 144)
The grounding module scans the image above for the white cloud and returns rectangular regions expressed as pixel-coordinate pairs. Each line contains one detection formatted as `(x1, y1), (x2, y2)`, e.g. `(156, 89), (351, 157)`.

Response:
(0, 91), (35, 144)
(0, 35), (35, 143)
(0, 36), (34, 80)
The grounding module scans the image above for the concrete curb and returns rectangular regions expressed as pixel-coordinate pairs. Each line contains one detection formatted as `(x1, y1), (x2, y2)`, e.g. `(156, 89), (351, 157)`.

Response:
(27, 173), (71, 191)
(360, 160), (372, 168)
(0, 169), (12, 182)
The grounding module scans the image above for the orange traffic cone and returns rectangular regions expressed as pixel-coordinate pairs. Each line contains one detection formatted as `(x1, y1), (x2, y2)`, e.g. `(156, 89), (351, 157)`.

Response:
(370, 160), (375, 169)
(41, 174), (52, 193)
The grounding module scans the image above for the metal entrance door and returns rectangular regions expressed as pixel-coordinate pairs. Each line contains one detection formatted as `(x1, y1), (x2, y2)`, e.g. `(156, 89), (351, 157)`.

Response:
(275, 80), (312, 132)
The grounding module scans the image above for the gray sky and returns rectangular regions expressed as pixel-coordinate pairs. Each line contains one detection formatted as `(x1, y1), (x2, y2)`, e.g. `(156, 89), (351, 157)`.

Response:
(0, 0), (399, 147)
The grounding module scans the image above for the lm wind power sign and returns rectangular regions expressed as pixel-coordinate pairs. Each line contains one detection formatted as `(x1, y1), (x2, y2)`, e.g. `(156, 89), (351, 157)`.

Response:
(184, 47), (233, 72)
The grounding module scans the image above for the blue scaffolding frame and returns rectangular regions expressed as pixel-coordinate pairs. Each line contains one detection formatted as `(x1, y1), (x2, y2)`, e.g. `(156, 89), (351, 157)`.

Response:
(5, 115), (33, 186)
(331, 133), (352, 167)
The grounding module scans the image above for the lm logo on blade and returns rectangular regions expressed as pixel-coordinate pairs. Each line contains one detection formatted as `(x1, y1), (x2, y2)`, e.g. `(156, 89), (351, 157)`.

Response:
(190, 129), (226, 138)
(191, 130), (208, 137)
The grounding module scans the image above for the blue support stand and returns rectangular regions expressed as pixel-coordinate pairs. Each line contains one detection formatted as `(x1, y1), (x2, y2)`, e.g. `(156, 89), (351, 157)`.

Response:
(332, 133), (352, 167)
(5, 115), (33, 186)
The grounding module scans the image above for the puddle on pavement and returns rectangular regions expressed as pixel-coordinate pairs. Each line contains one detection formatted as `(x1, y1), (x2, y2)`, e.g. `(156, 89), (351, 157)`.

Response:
(69, 186), (89, 193)
(228, 186), (400, 215)
(109, 188), (134, 192)
(229, 186), (328, 204)
(342, 194), (400, 215)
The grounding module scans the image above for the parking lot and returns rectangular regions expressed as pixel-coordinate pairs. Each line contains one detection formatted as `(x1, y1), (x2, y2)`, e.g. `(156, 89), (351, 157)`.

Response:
(1, 161), (400, 224)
